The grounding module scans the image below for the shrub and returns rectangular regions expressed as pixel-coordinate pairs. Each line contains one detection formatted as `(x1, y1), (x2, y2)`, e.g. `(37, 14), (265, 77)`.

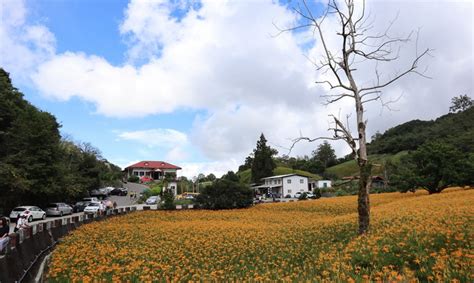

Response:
(314, 188), (322, 199)
(298, 192), (308, 200)
(161, 189), (175, 210)
(195, 179), (253, 209)
(128, 175), (139, 183)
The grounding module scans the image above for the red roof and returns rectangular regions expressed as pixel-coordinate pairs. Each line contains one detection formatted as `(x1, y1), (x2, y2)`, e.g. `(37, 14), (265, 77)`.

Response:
(125, 161), (181, 170)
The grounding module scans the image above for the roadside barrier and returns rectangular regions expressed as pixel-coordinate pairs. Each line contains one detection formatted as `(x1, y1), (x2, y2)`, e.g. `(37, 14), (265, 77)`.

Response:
(0, 206), (137, 283)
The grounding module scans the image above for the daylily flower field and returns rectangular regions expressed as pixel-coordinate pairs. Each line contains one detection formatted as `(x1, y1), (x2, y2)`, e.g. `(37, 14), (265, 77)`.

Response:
(47, 188), (473, 282)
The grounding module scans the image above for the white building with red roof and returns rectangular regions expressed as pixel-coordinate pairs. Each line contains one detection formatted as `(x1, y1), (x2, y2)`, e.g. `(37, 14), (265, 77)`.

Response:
(124, 161), (181, 181)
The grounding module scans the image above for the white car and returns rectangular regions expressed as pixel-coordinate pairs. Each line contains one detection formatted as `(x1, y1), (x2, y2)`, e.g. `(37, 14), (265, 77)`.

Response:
(294, 192), (303, 198)
(9, 206), (46, 222)
(83, 202), (105, 214)
(146, 196), (160, 205)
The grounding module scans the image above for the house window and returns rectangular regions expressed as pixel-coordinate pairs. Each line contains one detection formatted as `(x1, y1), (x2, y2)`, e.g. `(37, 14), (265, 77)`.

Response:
(134, 172), (138, 176)
(288, 190), (292, 194)
(287, 179), (291, 184)
(140, 172), (144, 176)
(323, 183), (328, 188)
(300, 179), (304, 184)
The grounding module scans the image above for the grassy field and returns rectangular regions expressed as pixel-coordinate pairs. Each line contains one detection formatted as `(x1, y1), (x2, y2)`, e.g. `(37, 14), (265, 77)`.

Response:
(326, 151), (408, 178)
(238, 166), (321, 184)
(47, 188), (473, 282)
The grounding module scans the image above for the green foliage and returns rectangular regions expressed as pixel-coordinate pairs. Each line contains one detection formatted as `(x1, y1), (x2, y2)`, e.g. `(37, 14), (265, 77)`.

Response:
(390, 142), (474, 194)
(161, 189), (176, 210)
(298, 192), (308, 200)
(251, 134), (277, 183)
(195, 179), (253, 209)
(449, 94), (473, 113)
(312, 141), (337, 169)
(222, 171), (240, 182)
(128, 175), (139, 182)
(141, 184), (163, 201)
(368, 107), (474, 155)
(326, 152), (407, 179)
(314, 188), (322, 199)
(0, 68), (122, 212)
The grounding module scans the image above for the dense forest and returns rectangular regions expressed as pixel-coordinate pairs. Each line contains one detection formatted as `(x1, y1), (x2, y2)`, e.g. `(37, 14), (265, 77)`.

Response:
(0, 69), (122, 214)
(367, 107), (474, 154)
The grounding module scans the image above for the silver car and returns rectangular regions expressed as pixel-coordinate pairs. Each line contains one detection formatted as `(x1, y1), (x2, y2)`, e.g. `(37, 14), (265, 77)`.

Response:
(46, 203), (73, 217)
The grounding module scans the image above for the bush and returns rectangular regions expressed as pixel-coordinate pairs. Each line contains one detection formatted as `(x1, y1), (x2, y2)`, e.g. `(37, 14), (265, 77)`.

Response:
(314, 188), (322, 199)
(161, 189), (175, 210)
(298, 192), (308, 200)
(195, 179), (253, 209)
(128, 175), (139, 183)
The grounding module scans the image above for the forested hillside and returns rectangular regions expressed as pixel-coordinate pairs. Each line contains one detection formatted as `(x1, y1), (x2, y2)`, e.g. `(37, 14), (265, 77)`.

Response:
(0, 69), (122, 214)
(368, 107), (474, 154)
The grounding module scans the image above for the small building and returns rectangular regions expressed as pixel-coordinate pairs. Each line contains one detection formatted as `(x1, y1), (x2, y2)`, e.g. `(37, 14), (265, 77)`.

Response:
(317, 180), (332, 189)
(252, 174), (310, 198)
(124, 161), (181, 195)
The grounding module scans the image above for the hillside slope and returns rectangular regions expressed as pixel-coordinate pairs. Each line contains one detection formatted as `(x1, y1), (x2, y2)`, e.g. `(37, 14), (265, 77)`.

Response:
(326, 151), (407, 178)
(368, 107), (474, 154)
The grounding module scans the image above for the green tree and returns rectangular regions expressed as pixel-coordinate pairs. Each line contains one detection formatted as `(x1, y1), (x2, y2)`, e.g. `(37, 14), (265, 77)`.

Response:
(251, 134), (277, 183)
(449, 94), (473, 113)
(161, 189), (176, 210)
(195, 179), (253, 209)
(238, 155), (254, 172)
(222, 171), (240, 183)
(206, 173), (216, 182)
(312, 141), (337, 169)
(391, 142), (474, 194)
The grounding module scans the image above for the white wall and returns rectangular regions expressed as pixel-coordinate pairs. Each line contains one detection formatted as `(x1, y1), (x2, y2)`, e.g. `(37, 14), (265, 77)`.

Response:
(282, 176), (309, 197)
(317, 180), (332, 188)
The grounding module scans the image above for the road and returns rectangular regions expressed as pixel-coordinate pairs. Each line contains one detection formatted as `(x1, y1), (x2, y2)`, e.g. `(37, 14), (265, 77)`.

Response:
(8, 182), (150, 233)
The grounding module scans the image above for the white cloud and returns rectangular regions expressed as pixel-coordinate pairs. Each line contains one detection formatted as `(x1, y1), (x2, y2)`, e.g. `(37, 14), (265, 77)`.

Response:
(117, 128), (188, 148)
(2, 0), (473, 171)
(0, 0), (55, 81)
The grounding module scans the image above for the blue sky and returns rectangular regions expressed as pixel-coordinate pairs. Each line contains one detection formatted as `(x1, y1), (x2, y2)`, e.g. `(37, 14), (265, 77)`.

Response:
(1, 0), (472, 177)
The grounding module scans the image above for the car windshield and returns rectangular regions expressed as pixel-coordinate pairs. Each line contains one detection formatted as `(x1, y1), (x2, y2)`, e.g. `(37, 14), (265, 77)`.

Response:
(47, 204), (58, 207)
(88, 203), (99, 207)
(13, 208), (26, 211)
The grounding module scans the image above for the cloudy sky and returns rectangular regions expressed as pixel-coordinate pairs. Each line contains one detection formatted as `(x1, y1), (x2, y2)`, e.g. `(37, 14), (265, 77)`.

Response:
(1, 0), (472, 177)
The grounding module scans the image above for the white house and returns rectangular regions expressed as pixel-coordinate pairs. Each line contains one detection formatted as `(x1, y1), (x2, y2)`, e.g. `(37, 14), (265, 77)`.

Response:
(124, 161), (181, 180)
(253, 174), (310, 197)
(317, 180), (332, 189)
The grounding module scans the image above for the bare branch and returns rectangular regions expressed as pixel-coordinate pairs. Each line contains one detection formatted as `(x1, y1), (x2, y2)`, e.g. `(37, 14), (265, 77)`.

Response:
(360, 48), (432, 92)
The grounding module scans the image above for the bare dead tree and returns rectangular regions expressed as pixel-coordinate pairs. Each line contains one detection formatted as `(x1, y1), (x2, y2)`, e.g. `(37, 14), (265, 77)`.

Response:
(277, 0), (431, 234)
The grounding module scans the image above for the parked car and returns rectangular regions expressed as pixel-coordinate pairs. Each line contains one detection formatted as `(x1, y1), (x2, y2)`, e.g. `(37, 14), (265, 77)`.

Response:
(9, 206), (46, 222)
(83, 202), (105, 214)
(46, 203), (73, 217)
(111, 188), (128, 196)
(294, 192), (303, 198)
(284, 194), (292, 198)
(146, 196), (160, 205)
(83, 197), (99, 202)
(90, 189), (108, 199)
(73, 201), (91, 213)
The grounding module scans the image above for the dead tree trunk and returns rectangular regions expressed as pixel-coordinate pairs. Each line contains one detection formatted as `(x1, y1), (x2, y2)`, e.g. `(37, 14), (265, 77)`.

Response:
(279, 0), (430, 235)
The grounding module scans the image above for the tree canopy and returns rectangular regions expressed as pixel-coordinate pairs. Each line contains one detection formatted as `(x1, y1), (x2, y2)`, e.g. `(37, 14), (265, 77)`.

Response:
(0, 68), (122, 214)
(449, 94), (473, 113)
(251, 134), (277, 183)
(390, 142), (474, 194)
